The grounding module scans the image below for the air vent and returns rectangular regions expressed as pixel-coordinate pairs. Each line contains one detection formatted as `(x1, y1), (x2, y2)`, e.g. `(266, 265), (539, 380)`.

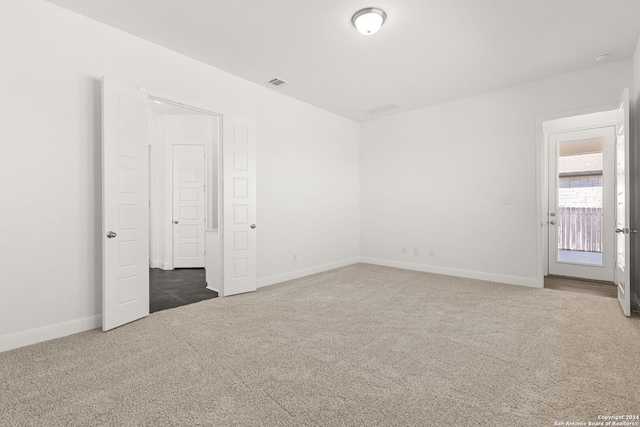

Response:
(364, 103), (400, 115)
(268, 78), (288, 87)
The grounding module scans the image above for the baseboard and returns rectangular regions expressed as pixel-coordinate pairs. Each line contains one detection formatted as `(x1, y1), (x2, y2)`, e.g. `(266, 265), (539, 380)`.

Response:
(0, 315), (102, 353)
(361, 257), (539, 288)
(150, 260), (164, 269)
(150, 260), (173, 270)
(257, 257), (361, 288)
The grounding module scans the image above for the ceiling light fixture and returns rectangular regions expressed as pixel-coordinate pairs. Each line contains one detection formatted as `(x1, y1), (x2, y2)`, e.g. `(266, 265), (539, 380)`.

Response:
(352, 7), (387, 35)
(594, 52), (610, 62)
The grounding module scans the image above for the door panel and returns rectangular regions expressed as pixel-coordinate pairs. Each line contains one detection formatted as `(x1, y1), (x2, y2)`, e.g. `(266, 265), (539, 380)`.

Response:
(615, 89), (631, 316)
(173, 145), (206, 268)
(548, 127), (615, 281)
(102, 77), (149, 331)
(222, 117), (257, 296)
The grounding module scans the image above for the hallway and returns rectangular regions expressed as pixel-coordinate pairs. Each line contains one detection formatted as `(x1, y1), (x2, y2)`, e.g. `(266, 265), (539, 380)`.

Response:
(150, 268), (218, 313)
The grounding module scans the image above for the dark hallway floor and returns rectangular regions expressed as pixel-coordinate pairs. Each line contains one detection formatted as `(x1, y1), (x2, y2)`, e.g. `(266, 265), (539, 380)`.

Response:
(150, 268), (218, 313)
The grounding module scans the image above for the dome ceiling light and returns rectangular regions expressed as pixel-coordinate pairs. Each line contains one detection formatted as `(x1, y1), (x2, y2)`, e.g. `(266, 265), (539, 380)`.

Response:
(351, 7), (387, 35)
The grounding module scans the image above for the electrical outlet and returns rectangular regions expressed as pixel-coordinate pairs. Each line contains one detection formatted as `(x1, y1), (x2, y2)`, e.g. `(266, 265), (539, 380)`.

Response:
(429, 249), (435, 257)
(293, 254), (298, 262)
(402, 247), (406, 254)
(502, 195), (512, 205)
(413, 248), (418, 255)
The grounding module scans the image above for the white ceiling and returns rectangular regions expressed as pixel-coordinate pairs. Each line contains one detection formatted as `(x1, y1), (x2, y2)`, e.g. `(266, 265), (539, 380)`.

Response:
(47, 0), (640, 122)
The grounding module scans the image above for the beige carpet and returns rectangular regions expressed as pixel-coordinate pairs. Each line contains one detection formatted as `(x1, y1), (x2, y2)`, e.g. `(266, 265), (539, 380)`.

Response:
(1, 264), (639, 426)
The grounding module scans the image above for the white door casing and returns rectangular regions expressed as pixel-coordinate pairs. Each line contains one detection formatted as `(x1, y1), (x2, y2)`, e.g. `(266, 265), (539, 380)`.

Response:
(615, 89), (631, 317)
(102, 77), (150, 331)
(548, 127), (615, 282)
(222, 116), (257, 296)
(173, 145), (206, 268)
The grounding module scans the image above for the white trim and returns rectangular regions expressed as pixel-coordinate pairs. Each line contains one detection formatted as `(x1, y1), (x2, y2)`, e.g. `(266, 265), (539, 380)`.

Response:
(257, 257), (362, 288)
(145, 91), (222, 118)
(150, 259), (164, 269)
(361, 257), (539, 288)
(0, 315), (101, 353)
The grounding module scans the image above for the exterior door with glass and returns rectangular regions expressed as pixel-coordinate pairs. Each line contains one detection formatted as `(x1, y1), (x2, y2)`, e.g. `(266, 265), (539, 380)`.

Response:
(548, 126), (615, 281)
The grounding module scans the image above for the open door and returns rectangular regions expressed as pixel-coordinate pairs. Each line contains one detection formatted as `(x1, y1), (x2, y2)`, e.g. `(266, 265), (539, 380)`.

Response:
(222, 116), (257, 296)
(615, 88), (631, 316)
(102, 77), (150, 330)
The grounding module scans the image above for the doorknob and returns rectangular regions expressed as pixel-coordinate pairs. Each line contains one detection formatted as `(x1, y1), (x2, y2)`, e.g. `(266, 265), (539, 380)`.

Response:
(550, 221), (556, 225)
(549, 212), (556, 217)
(615, 228), (625, 234)
(250, 224), (256, 229)
(174, 221), (179, 224)
(106, 231), (117, 239)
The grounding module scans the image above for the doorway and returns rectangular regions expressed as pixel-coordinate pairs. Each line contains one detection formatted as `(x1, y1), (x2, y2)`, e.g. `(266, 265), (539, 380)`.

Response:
(547, 126), (615, 281)
(537, 90), (633, 316)
(147, 98), (220, 312)
(102, 78), (259, 330)
(540, 109), (619, 292)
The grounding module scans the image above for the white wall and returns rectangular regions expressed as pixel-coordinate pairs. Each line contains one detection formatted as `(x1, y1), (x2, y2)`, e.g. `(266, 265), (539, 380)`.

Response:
(360, 59), (633, 286)
(632, 35), (640, 310)
(0, 0), (360, 350)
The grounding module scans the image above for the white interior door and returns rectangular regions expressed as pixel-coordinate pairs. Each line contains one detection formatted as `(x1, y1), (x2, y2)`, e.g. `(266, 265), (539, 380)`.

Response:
(548, 127), (615, 281)
(222, 116), (257, 296)
(615, 88), (631, 316)
(173, 145), (206, 268)
(102, 77), (149, 331)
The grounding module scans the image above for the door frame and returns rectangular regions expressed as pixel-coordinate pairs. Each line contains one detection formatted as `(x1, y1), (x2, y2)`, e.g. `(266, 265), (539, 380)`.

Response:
(536, 104), (617, 287)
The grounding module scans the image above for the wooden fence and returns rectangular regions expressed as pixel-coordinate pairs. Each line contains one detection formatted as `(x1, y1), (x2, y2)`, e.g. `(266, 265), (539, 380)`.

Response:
(557, 207), (602, 253)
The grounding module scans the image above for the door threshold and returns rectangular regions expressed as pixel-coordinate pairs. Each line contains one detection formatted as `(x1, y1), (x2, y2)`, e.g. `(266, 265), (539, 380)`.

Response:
(544, 275), (617, 299)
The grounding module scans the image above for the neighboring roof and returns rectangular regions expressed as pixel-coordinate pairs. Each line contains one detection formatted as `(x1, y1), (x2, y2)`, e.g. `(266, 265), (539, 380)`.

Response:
(559, 153), (602, 175)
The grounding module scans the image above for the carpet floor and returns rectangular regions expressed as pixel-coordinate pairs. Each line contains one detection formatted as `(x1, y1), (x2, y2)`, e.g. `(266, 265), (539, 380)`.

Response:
(1, 263), (639, 426)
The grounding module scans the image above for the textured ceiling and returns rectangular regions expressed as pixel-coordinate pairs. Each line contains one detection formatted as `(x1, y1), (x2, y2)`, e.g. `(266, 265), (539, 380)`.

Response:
(47, 0), (640, 122)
